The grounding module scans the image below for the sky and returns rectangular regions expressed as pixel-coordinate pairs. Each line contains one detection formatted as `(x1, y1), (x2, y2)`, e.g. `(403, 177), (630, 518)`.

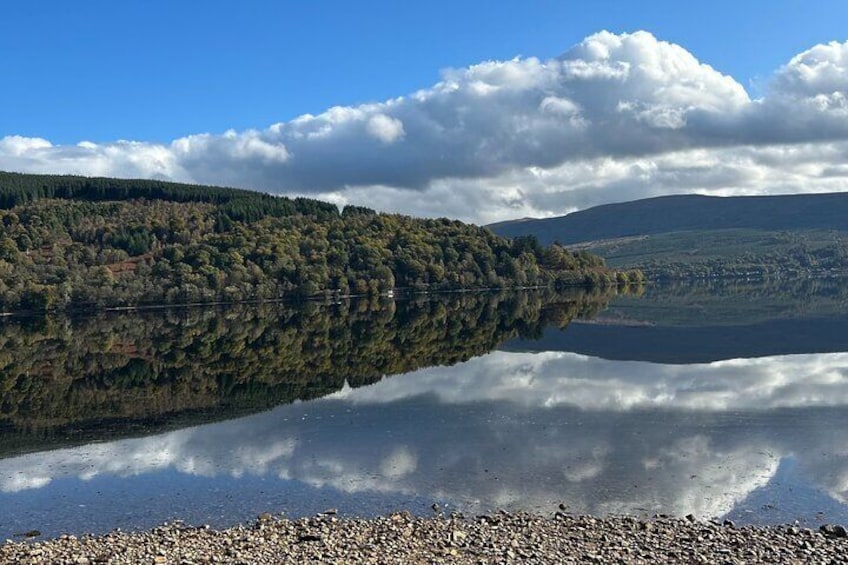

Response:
(3, 0), (848, 223)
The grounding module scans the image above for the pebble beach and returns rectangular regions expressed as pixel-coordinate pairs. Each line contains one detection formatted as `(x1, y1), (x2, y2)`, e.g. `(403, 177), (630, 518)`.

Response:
(3, 512), (848, 564)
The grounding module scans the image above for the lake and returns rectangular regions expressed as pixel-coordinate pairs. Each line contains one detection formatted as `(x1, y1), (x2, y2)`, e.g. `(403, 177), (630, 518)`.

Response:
(1, 280), (848, 539)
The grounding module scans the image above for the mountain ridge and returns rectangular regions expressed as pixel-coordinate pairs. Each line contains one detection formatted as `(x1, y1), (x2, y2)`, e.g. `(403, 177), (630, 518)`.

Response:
(488, 192), (848, 245)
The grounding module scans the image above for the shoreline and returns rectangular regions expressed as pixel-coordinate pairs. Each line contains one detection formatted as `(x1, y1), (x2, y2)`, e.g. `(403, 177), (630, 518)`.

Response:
(3, 512), (847, 564)
(0, 282), (618, 319)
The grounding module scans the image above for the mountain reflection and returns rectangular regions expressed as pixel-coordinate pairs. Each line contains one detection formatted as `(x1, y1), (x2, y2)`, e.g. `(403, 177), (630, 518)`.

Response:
(505, 277), (848, 363)
(2, 350), (848, 525)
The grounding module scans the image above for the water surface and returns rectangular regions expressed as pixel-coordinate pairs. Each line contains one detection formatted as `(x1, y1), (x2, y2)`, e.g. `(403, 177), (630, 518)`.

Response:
(1, 281), (847, 538)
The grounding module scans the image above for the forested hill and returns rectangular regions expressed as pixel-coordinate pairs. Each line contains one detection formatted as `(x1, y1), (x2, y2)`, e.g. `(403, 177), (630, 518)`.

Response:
(0, 171), (338, 222)
(489, 192), (848, 245)
(0, 172), (635, 312)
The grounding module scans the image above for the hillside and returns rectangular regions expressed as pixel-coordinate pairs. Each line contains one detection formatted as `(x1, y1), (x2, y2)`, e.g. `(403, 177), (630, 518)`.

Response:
(0, 172), (633, 312)
(489, 193), (848, 245)
(489, 193), (848, 276)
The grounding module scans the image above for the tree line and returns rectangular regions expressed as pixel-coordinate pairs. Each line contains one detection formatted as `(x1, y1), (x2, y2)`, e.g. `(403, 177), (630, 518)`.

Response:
(0, 172), (641, 312)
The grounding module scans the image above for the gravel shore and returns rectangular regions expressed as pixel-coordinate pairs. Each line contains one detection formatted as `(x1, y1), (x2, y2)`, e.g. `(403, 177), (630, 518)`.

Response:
(2, 512), (847, 564)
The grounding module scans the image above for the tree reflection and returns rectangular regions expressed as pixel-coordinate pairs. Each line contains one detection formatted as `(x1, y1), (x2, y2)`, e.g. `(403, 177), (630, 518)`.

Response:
(0, 288), (616, 454)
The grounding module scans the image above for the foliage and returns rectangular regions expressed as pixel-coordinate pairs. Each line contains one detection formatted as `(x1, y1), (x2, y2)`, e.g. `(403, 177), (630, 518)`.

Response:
(0, 173), (625, 311)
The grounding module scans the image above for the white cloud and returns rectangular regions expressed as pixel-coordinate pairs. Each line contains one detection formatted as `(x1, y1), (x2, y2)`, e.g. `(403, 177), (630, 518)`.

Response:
(771, 40), (848, 99)
(4, 31), (848, 222)
(366, 114), (405, 144)
(0, 135), (52, 155)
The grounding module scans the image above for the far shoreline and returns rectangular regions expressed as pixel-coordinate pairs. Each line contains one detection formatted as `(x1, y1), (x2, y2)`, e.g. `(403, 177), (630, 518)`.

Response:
(0, 282), (634, 318)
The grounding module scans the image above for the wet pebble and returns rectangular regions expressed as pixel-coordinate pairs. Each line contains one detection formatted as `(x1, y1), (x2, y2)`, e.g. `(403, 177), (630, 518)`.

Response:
(820, 523), (848, 538)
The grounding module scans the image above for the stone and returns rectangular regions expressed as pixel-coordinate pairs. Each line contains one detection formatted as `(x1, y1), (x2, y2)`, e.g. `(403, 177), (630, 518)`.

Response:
(450, 530), (467, 544)
(3, 512), (848, 564)
(820, 524), (848, 538)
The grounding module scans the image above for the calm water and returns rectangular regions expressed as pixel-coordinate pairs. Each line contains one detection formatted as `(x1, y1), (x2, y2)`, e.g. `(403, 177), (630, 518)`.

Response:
(1, 280), (848, 539)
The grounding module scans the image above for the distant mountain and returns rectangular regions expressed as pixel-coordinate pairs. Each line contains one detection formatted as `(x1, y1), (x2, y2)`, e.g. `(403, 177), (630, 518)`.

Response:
(488, 193), (848, 276)
(488, 193), (848, 245)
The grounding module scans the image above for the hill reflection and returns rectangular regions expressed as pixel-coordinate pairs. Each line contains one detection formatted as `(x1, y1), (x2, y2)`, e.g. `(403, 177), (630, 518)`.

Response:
(0, 289), (611, 454)
(504, 277), (848, 362)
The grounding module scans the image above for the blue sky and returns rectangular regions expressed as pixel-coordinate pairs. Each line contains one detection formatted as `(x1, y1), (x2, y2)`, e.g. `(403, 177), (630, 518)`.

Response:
(4, 0), (845, 143)
(3, 1), (848, 222)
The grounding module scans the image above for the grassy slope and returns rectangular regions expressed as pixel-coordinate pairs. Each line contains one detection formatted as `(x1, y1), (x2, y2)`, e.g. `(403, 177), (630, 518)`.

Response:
(488, 193), (848, 274)
(489, 193), (848, 246)
(577, 229), (848, 270)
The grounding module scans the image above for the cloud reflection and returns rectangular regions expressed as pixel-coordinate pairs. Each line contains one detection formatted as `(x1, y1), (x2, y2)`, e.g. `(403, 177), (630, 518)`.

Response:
(1, 351), (847, 522)
(336, 351), (848, 411)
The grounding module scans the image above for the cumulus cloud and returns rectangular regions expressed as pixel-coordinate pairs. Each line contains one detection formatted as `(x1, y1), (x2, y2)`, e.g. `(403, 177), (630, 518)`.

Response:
(0, 135), (53, 155)
(771, 40), (848, 100)
(4, 31), (848, 222)
(365, 114), (405, 143)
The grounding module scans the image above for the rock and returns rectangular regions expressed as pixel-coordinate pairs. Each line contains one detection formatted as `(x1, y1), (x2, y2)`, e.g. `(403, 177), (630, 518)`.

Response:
(390, 511), (411, 523)
(450, 530), (467, 544)
(257, 512), (273, 522)
(820, 524), (848, 538)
